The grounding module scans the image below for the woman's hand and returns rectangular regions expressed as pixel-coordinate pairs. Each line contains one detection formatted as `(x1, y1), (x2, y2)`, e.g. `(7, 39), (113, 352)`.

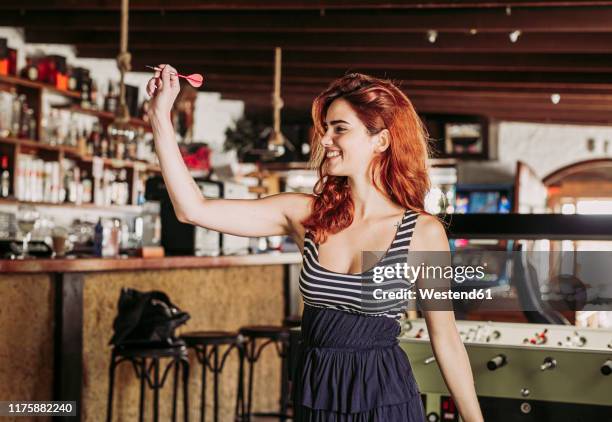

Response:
(146, 63), (181, 122)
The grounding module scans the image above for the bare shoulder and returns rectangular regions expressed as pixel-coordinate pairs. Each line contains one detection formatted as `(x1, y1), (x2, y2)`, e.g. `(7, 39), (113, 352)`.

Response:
(271, 192), (314, 234)
(410, 213), (449, 252)
(274, 192), (314, 218)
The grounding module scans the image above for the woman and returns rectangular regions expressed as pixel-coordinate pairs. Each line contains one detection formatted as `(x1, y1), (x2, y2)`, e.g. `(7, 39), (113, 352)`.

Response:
(146, 65), (484, 422)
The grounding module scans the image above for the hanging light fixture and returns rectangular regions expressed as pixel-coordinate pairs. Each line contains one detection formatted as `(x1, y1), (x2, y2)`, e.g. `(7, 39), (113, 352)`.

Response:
(267, 47), (289, 157)
(427, 30), (438, 44)
(509, 29), (522, 43)
(247, 47), (294, 160)
(107, 0), (136, 160)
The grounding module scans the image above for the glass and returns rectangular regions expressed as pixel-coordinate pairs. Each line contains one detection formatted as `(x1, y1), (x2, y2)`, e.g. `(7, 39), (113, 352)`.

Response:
(16, 204), (39, 259)
(51, 226), (71, 258)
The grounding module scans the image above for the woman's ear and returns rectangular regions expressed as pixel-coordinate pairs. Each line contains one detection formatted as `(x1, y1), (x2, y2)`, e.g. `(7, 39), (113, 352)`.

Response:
(376, 129), (391, 153)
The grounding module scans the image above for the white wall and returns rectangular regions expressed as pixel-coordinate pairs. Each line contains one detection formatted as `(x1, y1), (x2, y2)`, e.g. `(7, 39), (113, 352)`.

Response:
(458, 121), (612, 184)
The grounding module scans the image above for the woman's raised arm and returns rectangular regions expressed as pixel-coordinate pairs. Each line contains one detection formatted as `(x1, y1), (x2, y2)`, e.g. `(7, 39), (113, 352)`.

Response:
(146, 64), (312, 238)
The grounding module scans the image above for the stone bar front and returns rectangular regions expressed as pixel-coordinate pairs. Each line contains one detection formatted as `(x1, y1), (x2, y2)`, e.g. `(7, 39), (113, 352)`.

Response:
(0, 253), (302, 421)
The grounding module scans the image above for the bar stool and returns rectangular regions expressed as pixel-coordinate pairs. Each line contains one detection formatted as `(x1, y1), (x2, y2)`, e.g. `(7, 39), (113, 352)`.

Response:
(282, 315), (302, 329)
(106, 342), (190, 422)
(181, 331), (244, 422)
(281, 315), (301, 415)
(238, 325), (290, 421)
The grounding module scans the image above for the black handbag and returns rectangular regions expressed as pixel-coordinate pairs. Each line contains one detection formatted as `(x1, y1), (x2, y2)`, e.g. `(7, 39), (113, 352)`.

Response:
(109, 287), (190, 348)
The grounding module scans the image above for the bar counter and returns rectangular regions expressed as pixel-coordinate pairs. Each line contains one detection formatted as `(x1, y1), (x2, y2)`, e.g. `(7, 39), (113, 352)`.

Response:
(0, 252), (302, 421)
(0, 252), (302, 273)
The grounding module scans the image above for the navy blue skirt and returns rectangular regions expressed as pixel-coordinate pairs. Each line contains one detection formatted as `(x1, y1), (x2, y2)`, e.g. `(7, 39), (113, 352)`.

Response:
(292, 304), (425, 421)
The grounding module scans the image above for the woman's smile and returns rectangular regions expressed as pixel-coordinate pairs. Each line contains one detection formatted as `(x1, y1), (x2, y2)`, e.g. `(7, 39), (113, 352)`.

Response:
(325, 149), (343, 161)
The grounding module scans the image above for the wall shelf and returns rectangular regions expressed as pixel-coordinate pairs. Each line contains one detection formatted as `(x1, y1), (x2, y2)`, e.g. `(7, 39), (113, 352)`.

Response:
(0, 74), (81, 99)
(0, 197), (144, 213)
(51, 104), (151, 131)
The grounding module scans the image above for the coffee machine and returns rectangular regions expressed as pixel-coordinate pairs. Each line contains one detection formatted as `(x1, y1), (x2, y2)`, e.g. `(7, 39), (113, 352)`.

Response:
(146, 175), (222, 256)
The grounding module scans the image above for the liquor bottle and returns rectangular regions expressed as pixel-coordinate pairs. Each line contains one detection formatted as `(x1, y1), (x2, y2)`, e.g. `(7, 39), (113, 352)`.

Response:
(20, 57), (38, 81)
(118, 169), (129, 205)
(103, 82), (118, 114)
(90, 80), (99, 110)
(0, 155), (10, 198)
(26, 109), (36, 140)
(88, 122), (101, 156)
(77, 128), (87, 156)
(82, 170), (92, 203)
(80, 80), (91, 109)
(10, 93), (23, 137)
(140, 99), (151, 123)
(67, 68), (78, 92)
(127, 128), (138, 160)
(19, 100), (30, 139)
(114, 135), (126, 160)
(93, 218), (103, 257)
(100, 133), (109, 158)
(0, 90), (14, 137)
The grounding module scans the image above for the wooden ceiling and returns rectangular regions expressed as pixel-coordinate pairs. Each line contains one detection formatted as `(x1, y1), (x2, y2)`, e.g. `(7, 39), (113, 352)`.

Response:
(3, 0), (612, 124)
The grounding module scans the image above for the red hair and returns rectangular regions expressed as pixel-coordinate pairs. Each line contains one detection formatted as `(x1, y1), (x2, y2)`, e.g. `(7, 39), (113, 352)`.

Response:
(301, 73), (431, 244)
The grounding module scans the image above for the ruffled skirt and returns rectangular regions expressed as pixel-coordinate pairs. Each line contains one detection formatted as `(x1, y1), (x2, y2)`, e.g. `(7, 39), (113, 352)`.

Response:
(292, 304), (425, 421)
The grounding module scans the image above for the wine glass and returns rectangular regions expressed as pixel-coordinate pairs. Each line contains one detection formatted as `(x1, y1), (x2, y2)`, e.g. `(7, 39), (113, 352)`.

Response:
(16, 204), (39, 259)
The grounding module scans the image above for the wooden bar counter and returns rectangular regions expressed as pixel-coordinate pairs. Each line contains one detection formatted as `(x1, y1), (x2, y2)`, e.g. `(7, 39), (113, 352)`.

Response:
(0, 252), (302, 422)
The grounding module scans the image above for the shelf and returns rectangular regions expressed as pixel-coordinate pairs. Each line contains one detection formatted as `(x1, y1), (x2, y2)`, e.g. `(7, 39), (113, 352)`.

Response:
(0, 197), (144, 213)
(51, 104), (151, 130)
(0, 137), (160, 172)
(79, 155), (160, 173)
(0, 74), (81, 99)
(0, 136), (79, 155)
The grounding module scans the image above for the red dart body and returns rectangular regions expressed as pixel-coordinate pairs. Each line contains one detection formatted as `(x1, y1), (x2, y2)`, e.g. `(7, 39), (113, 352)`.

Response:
(145, 65), (204, 88)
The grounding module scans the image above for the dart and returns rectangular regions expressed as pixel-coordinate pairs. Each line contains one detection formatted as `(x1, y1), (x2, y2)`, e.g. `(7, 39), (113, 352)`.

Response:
(145, 65), (204, 88)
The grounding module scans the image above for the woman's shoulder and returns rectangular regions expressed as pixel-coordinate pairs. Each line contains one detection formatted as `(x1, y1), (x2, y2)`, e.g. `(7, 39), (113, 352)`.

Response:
(275, 192), (315, 212)
(410, 212), (449, 251)
(273, 191), (315, 226)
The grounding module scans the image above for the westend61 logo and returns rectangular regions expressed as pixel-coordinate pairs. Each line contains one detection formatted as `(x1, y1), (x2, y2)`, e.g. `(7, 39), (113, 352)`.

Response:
(370, 262), (493, 302)
(372, 262), (487, 284)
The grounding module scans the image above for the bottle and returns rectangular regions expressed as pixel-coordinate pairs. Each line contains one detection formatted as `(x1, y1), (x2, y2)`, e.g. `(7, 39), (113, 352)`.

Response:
(104, 82), (118, 113)
(93, 217), (103, 257)
(1, 155), (10, 198)
(19, 100), (30, 139)
(90, 80), (98, 109)
(118, 169), (129, 205)
(80, 81), (90, 109)
(114, 135), (126, 160)
(20, 57), (38, 81)
(135, 173), (145, 205)
(10, 93), (23, 138)
(77, 129), (88, 156)
(88, 122), (101, 156)
(140, 99), (151, 123)
(0, 90), (14, 137)
(82, 170), (92, 203)
(26, 109), (36, 140)
(127, 128), (140, 160)
(100, 133), (109, 158)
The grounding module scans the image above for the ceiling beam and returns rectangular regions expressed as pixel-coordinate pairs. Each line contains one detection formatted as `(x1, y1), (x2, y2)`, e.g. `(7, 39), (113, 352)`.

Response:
(72, 49), (612, 73)
(121, 61), (612, 85)
(200, 81), (612, 104)
(236, 93), (612, 125)
(191, 73), (612, 93)
(4, 1), (612, 11)
(5, 7), (612, 32)
(25, 30), (612, 54)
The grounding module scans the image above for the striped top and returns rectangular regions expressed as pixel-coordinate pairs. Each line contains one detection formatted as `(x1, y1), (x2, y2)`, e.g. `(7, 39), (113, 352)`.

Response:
(299, 209), (419, 319)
